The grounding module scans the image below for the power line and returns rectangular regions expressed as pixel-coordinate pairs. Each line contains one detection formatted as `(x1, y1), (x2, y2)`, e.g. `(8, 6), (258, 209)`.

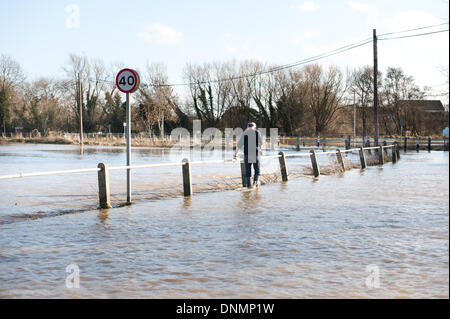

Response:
(144, 39), (373, 88)
(82, 37), (373, 88)
(379, 28), (449, 40)
(81, 24), (449, 88)
(378, 22), (449, 37)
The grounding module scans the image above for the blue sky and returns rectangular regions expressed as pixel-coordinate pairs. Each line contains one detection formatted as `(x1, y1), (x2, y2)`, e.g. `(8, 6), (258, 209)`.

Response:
(0, 0), (448, 99)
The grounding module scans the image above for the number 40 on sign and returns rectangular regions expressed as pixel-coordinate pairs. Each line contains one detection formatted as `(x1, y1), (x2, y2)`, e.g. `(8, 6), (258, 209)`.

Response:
(116, 68), (140, 94)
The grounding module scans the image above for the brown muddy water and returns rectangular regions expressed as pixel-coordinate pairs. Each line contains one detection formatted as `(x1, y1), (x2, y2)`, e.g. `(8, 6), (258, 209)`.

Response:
(0, 144), (448, 298)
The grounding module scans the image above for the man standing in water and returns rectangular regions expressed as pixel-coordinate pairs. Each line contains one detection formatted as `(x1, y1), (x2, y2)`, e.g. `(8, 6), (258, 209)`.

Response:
(234, 122), (263, 188)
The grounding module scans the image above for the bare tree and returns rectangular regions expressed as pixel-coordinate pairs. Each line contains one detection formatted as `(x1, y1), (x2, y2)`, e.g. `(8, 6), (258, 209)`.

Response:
(350, 66), (382, 140)
(63, 54), (108, 132)
(184, 61), (235, 127)
(382, 67), (425, 135)
(0, 54), (26, 91)
(137, 63), (184, 135)
(228, 60), (255, 127)
(19, 78), (70, 133)
(246, 61), (281, 129)
(275, 69), (308, 135)
(303, 64), (347, 136)
(0, 54), (25, 135)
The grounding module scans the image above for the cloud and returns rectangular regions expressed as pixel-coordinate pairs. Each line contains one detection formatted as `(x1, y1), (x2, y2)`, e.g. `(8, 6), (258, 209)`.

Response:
(347, 0), (379, 26)
(138, 23), (182, 45)
(291, 30), (321, 45)
(347, 0), (371, 13)
(225, 44), (236, 54)
(295, 1), (320, 12)
(302, 30), (319, 39)
(382, 10), (449, 90)
(385, 10), (444, 32)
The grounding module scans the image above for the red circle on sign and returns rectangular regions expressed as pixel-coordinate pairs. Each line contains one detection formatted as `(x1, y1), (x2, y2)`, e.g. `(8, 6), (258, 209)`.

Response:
(116, 68), (139, 94)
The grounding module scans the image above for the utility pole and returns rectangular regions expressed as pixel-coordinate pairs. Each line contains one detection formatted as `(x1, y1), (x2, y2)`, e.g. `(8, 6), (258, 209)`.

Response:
(77, 73), (84, 153)
(161, 110), (165, 141)
(353, 91), (356, 137)
(373, 29), (379, 146)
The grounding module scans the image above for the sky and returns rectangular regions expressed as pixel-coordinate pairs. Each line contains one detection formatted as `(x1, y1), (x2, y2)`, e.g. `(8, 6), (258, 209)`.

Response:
(0, 0), (448, 101)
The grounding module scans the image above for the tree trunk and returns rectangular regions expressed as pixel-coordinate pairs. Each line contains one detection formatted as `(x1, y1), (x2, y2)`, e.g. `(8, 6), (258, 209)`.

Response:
(362, 116), (367, 144)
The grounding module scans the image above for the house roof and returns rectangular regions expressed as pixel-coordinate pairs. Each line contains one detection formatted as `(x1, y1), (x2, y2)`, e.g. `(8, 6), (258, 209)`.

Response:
(399, 100), (446, 112)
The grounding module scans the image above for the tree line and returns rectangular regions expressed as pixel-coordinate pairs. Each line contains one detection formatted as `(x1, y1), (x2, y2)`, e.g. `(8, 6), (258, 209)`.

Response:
(0, 53), (447, 138)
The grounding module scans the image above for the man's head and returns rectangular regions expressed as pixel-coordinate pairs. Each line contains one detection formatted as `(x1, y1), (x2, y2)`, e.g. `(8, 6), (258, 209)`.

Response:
(248, 122), (257, 130)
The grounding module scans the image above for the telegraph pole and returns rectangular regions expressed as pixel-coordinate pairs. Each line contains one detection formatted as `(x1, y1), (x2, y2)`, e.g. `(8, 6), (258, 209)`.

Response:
(77, 73), (84, 153)
(353, 91), (356, 137)
(373, 29), (379, 146)
(161, 110), (165, 141)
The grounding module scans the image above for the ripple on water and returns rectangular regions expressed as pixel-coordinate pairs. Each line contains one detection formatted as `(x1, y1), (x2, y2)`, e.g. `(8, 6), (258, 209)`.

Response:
(0, 147), (448, 298)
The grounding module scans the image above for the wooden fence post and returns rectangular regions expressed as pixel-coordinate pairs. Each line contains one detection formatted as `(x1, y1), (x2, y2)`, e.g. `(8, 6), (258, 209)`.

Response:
(278, 151), (288, 182)
(336, 149), (345, 172)
(359, 147), (367, 169)
(404, 137), (407, 152)
(296, 136), (300, 151)
(395, 141), (400, 159)
(392, 146), (398, 163)
(428, 137), (431, 152)
(182, 158), (192, 196)
(416, 136), (420, 152)
(310, 150), (320, 178)
(240, 161), (247, 187)
(378, 145), (384, 165)
(97, 163), (112, 209)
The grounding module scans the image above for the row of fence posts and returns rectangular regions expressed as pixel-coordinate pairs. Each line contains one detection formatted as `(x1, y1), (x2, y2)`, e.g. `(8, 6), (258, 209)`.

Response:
(240, 145), (398, 187)
(344, 136), (445, 152)
(402, 136), (433, 152)
(402, 136), (449, 152)
(96, 144), (400, 209)
(253, 136), (445, 152)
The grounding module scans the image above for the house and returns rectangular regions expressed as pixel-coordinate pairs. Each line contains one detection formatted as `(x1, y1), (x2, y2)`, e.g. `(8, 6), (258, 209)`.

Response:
(398, 100), (446, 113)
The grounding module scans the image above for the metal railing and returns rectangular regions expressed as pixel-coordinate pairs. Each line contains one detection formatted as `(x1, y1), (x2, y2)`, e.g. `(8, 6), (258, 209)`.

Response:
(0, 144), (399, 209)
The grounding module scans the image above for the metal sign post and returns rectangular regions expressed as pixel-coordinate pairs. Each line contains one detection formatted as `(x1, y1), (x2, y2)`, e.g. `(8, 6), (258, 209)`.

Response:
(116, 68), (140, 204)
(126, 92), (131, 202)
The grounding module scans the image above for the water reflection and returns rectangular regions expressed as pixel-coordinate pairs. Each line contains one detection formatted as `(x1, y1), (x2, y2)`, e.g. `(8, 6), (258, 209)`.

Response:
(239, 190), (262, 212)
(183, 197), (192, 208)
(97, 210), (110, 224)
(0, 145), (448, 298)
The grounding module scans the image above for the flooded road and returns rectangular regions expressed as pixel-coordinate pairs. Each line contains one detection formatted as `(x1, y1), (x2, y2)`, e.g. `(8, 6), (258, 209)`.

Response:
(0, 144), (448, 298)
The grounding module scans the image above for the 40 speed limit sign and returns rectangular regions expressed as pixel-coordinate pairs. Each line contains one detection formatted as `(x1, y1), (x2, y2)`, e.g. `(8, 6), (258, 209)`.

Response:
(116, 68), (140, 93)
(115, 67), (140, 204)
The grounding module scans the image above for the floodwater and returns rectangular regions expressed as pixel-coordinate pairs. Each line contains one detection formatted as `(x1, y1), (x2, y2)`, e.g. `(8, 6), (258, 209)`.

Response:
(0, 144), (448, 298)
